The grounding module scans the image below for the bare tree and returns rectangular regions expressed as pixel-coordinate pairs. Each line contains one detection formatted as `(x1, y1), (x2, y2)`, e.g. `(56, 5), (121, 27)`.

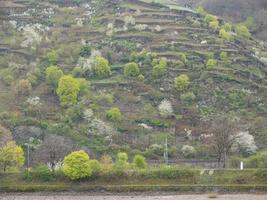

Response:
(32, 134), (75, 172)
(207, 117), (239, 168)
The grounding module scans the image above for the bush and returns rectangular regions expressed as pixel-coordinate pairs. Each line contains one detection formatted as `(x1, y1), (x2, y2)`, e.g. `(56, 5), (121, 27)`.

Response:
(181, 145), (196, 158)
(89, 159), (101, 176)
(204, 14), (218, 23)
(16, 79), (32, 96)
(219, 29), (232, 41)
(180, 92), (196, 106)
(79, 45), (91, 57)
(106, 107), (122, 122)
(245, 151), (267, 168)
(223, 22), (232, 32)
(92, 56), (111, 78)
(206, 59), (217, 70)
(62, 150), (92, 180)
(235, 25), (251, 39)
(57, 75), (80, 107)
(124, 62), (140, 77)
(113, 152), (129, 174)
(32, 165), (52, 182)
(174, 74), (190, 92)
(138, 74), (145, 81)
(209, 20), (219, 30)
(46, 50), (58, 65)
(133, 154), (147, 169)
(100, 154), (113, 174)
(152, 57), (167, 78)
(46, 65), (64, 89)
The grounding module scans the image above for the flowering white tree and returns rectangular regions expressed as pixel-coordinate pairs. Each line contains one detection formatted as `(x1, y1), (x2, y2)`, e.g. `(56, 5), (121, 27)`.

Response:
(232, 131), (257, 156)
(181, 145), (196, 158)
(158, 99), (173, 117)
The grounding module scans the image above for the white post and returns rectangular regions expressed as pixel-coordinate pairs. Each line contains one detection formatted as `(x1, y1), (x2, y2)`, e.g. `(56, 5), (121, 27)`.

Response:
(240, 161), (243, 170)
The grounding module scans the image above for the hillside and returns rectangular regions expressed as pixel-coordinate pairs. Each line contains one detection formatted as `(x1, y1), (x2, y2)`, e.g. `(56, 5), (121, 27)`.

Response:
(0, 0), (266, 163)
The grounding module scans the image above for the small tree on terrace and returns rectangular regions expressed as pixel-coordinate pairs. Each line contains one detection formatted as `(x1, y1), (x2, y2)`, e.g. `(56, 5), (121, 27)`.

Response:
(174, 74), (190, 92)
(124, 62), (140, 77)
(92, 56), (111, 78)
(46, 65), (64, 90)
(207, 117), (239, 168)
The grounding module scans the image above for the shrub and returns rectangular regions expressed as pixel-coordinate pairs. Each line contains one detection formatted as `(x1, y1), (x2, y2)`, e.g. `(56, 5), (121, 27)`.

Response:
(232, 131), (257, 156)
(46, 65), (64, 89)
(106, 107), (122, 122)
(174, 74), (190, 92)
(62, 150), (92, 180)
(77, 78), (90, 96)
(152, 57), (167, 78)
(57, 75), (80, 107)
(92, 56), (111, 78)
(246, 151), (267, 168)
(100, 154), (113, 174)
(133, 154), (147, 169)
(181, 145), (196, 158)
(180, 92), (196, 106)
(209, 20), (219, 30)
(89, 159), (101, 176)
(124, 62), (140, 77)
(235, 25), (251, 39)
(223, 22), (232, 32)
(79, 45), (91, 57)
(16, 79), (32, 96)
(46, 50), (58, 65)
(204, 14), (218, 23)
(158, 99), (173, 117)
(219, 29), (232, 41)
(113, 152), (129, 174)
(180, 53), (187, 64)
(206, 59), (217, 69)
(32, 164), (52, 182)
(72, 66), (84, 77)
(138, 74), (145, 81)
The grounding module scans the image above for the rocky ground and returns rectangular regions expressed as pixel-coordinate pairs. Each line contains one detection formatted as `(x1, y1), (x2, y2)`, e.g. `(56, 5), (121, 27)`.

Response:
(1, 194), (267, 200)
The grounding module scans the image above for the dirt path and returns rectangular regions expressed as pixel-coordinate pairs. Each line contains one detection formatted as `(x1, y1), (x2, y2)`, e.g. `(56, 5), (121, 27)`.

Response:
(1, 194), (267, 200)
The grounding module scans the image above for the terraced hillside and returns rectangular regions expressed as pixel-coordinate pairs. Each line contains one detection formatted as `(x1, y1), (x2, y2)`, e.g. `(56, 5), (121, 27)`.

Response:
(0, 0), (266, 162)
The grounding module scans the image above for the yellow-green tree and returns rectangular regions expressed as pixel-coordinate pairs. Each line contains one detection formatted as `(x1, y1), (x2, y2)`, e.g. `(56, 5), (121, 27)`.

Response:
(235, 25), (251, 39)
(124, 62), (140, 77)
(62, 150), (92, 180)
(133, 154), (147, 169)
(0, 141), (25, 172)
(174, 74), (190, 92)
(57, 75), (80, 107)
(46, 65), (64, 89)
(92, 56), (111, 78)
(106, 107), (122, 122)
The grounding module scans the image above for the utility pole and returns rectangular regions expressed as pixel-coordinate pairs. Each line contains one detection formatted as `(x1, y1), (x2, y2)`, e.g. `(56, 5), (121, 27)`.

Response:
(163, 137), (168, 165)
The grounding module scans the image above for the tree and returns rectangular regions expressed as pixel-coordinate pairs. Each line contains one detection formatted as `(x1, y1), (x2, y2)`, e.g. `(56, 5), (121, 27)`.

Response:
(106, 107), (122, 122)
(209, 20), (219, 30)
(32, 135), (74, 172)
(62, 150), (92, 180)
(46, 65), (64, 89)
(180, 92), (196, 106)
(92, 56), (111, 78)
(16, 79), (32, 96)
(113, 152), (129, 173)
(207, 118), (238, 168)
(89, 159), (101, 176)
(133, 154), (147, 169)
(0, 141), (24, 172)
(57, 75), (80, 107)
(46, 50), (58, 65)
(79, 45), (91, 57)
(235, 25), (251, 39)
(124, 62), (140, 77)
(152, 57), (167, 78)
(223, 22), (232, 32)
(174, 74), (190, 92)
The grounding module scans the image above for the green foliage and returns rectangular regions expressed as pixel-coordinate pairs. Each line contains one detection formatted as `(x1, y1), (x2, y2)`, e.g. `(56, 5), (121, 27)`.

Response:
(62, 150), (92, 180)
(235, 25), (251, 39)
(72, 67), (84, 78)
(106, 107), (122, 122)
(204, 14), (218, 23)
(196, 6), (207, 16)
(246, 151), (267, 168)
(209, 20), (219, 30)
(89, 159), (101, 176)
(100, 154), (113, 174)
(77, 78), (90, 96)
(133, 154), (147, 169)
(174, 74), (190, 92)
(57, 75), (80, 107)
(138, 74), (145, 81)
(223, 22), (232, 32)
(152, 57), (167, 78)
(219, 29), (232, 41)
(93, 56), (111, 78)
(31, 165), (52, 182)
(180, 53), (187, 64)
(0, 141), (25, 172)
(46, 66), (64, 89)
(79, 45), (91, 57)
(17, 79), (32, 96)
(180, 92), (196, 106)
(113, 152), (129, 173)
(124, 62), (140, 77)
(206, 59), (217, 69)
(46, 50), (58, 65)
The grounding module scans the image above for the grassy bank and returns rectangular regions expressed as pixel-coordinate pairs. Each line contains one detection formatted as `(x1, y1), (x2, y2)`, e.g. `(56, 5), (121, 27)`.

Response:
(1, 169), (267, 193)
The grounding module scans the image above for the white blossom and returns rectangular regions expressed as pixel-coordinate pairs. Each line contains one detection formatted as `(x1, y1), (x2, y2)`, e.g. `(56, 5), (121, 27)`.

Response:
(26, 96), (41, 106)
(154, 25), (162, 32)
(138, 123), (153, 130)
(181, 145), (196, 158)
(232, 131), (257, 155)
(88, 118), (116, 136)
(158, 99), (173, 117)
(83, 109), (94, 122)
(135, 24), (148, 31)
(124, 16), (135, 26)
